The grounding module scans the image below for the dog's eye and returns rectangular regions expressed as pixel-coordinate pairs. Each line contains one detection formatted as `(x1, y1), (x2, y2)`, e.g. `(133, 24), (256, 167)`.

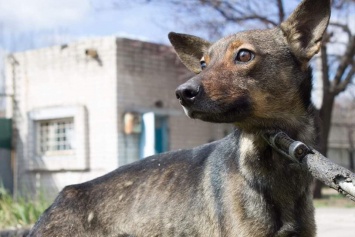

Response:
(235, 49), (254, 63)
(200, 60), (207, 70)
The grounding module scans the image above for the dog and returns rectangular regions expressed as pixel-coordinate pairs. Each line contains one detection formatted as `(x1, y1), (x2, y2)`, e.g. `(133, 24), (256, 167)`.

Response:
(29, 0), (330, 236)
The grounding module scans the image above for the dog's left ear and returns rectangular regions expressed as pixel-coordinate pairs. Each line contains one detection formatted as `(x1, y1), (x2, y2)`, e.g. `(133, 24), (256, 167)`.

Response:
(280, 0), (331, 64)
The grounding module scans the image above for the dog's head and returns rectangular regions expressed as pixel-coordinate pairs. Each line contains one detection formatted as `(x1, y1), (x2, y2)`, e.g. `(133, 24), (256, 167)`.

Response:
(169, 0), (330, 132)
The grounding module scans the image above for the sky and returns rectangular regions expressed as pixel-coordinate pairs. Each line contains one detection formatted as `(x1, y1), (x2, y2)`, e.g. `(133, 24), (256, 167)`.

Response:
(0, 0), (354, 52)
(0, 0), (189, 52)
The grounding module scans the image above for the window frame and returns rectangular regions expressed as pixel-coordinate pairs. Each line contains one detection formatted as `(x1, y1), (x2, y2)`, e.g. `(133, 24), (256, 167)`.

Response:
(28, 105), (88, 171)
(36, 118), (75, 156)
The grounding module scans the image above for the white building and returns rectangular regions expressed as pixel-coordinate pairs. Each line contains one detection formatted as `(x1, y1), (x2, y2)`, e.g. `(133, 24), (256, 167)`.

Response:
(328, 102), (355, 171)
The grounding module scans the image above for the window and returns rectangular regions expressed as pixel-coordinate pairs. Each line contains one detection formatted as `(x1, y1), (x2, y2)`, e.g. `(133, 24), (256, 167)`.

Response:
(29, 105), (88, 171)
(37, 118), (75, 155)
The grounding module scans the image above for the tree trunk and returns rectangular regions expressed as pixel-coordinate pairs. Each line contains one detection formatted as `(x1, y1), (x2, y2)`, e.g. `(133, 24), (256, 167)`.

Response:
(312, 43), (332, 199)
(313, 92), (335, 198)
(318, 94), (335, 155)
(349, 150), (354, 172)
(348, 129), (354, 171)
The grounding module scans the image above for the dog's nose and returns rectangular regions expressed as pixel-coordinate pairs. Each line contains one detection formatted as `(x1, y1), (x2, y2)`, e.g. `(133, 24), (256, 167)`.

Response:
(175, 83), (200, 106)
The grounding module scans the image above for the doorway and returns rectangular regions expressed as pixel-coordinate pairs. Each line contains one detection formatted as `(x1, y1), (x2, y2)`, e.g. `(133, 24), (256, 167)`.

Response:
(140, 112), (169, 158)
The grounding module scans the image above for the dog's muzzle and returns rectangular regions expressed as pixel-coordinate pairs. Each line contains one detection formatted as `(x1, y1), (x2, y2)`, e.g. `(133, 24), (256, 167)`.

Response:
(175, 82), (200, 106)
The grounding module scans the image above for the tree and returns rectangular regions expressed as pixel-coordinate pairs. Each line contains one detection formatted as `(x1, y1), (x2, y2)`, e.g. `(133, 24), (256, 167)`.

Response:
(125, 0), (355, 198)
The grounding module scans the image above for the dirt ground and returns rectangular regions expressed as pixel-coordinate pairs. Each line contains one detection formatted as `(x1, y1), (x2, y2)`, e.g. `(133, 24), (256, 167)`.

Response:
(315, 188), (355, 237)
(316, 208), (355, 237)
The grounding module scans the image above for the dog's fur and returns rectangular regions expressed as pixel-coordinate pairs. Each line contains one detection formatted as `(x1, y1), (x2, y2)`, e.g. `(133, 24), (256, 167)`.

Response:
(29, 0), (330, 236)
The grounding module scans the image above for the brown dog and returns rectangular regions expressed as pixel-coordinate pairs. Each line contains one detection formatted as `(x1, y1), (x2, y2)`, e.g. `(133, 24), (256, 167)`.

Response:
(29, 0), (330, 236)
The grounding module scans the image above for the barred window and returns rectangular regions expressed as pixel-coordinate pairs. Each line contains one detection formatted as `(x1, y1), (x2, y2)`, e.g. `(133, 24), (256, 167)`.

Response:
(37, 118), (75, 155)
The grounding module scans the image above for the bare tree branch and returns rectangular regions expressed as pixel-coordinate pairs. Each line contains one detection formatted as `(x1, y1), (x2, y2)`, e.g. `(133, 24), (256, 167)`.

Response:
(334, 65), (355, 94)
(332, 0), (355, 9)
(332, 36), (355, 90)
(329, 22), (352, 38)
(210, 3), (279, 27)
(276, 0), (285, 22)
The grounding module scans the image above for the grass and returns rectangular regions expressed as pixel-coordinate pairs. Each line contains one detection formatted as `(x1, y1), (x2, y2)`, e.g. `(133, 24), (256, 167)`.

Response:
(313, 187), (355, 208)
(0, 186), (49, 229)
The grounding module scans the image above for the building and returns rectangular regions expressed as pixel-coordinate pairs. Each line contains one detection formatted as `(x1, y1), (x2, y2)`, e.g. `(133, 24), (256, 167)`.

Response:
(328, 101), (355, 171)
(4, 37), (232, 199)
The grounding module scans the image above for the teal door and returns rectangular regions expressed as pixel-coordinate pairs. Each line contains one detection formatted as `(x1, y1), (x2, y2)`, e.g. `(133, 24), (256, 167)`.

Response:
(0, 118), (13, 193)
(139, 113), (169, 158)
(154, 115), (168, 154)
(0, 118), (11, 149)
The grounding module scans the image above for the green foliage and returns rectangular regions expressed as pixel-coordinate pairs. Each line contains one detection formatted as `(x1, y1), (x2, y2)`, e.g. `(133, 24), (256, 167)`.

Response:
(0, 186), (49, 229)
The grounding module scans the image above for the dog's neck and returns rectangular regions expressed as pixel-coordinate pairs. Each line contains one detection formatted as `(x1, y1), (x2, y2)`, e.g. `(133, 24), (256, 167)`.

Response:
(234, 101), (316, 186)
(234, 130), (313, 208)
(236, 102), (317, 146)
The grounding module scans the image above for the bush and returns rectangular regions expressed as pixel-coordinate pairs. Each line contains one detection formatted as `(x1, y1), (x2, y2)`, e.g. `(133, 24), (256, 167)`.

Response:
(0, 186), (49, 229)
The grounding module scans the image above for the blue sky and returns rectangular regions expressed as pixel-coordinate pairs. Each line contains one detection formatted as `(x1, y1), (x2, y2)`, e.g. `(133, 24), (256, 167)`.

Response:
(0, 0), (191, 52)
(0, 0), (353, 51)
(0, 0), (267, 52)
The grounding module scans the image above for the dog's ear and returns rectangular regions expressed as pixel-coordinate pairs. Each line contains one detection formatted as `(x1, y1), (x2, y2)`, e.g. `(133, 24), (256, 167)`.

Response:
(168, 32), (211, 74)
(280, 0), (331, 64)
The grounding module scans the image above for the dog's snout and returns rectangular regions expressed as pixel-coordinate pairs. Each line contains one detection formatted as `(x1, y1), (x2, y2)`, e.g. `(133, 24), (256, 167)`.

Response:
(175, 83), (200, 106)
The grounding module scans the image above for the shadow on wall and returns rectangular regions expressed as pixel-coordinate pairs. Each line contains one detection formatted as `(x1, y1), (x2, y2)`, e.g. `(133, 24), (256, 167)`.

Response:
(15, 135), (60, 202)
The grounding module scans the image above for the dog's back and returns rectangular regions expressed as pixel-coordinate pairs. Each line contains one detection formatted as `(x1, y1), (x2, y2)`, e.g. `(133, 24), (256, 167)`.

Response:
(29, 132), (315, 237)
(30, 135), (235, 236)
(29, 0), (331, 236)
